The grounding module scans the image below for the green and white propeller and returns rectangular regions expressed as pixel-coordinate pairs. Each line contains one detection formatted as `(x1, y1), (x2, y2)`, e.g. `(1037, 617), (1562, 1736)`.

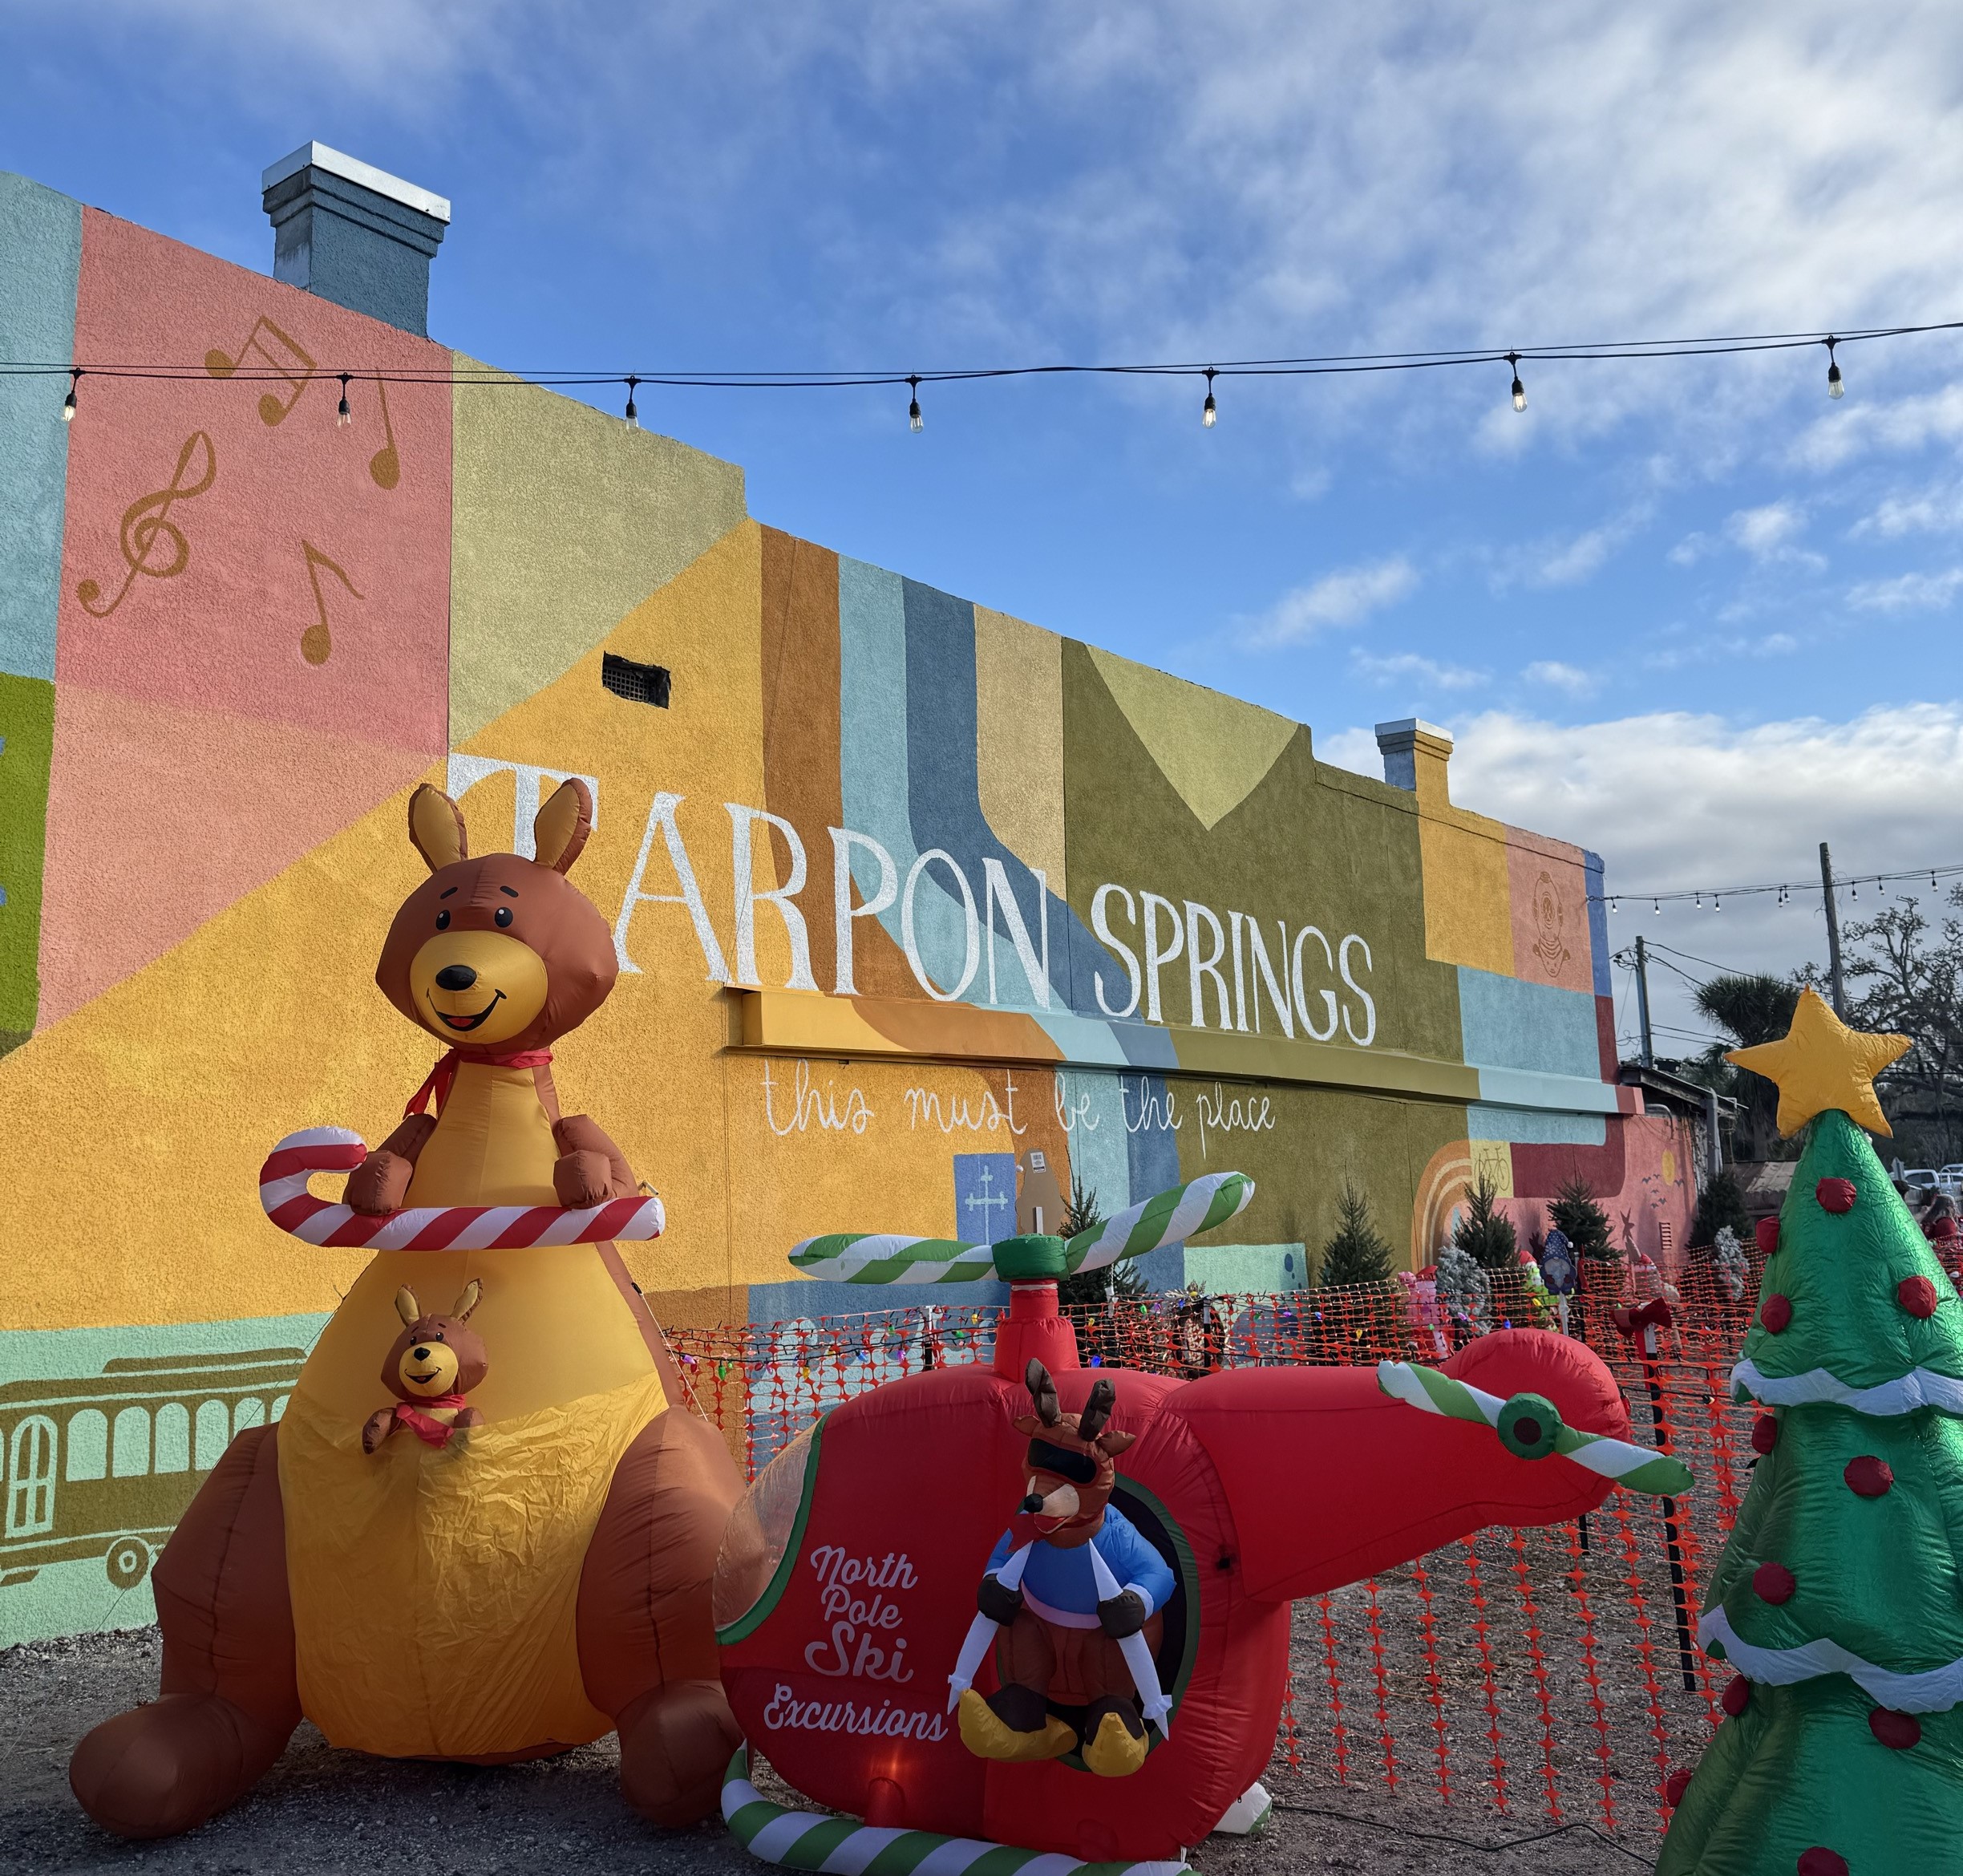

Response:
(788, 1170), (1256, 1285)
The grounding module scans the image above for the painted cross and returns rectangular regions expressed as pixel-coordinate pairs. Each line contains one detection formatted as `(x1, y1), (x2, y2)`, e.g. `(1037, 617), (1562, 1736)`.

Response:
(953, 1153), (1018, 1246)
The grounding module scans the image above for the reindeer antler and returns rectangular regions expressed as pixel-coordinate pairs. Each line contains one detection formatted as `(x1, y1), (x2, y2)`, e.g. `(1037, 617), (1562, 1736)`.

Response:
(1077, 1376), (1116, 1442)
(1025, 1359), (1062, 1426)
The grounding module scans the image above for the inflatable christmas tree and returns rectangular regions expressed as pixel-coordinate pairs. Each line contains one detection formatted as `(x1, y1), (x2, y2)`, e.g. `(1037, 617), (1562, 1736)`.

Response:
(1658, 987), (1963, 1876)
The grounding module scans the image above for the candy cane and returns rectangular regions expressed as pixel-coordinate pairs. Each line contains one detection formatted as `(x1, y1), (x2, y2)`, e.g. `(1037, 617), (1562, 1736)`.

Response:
(721, 1744), (1189, 1876)
(258, 1126), (664, 1252)
(1376, 1359), (1694, 1498)
(789, 1171), (1255, 1286)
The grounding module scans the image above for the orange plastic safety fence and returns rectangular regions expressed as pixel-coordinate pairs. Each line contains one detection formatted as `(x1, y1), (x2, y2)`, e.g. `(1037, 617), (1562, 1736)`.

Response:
(674, 1257), (1779, 1840)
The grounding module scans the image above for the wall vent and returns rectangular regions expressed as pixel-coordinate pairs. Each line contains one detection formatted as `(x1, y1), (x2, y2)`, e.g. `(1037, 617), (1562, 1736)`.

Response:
(601, 654), (670, 707)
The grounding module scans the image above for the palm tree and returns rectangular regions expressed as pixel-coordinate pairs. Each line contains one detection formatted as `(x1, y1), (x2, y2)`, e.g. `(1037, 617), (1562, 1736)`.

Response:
(1695, 974), (1801, 1160)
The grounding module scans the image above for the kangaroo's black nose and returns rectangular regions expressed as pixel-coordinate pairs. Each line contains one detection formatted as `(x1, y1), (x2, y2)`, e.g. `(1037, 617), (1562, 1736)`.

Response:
(1020, 1493), (1046, 1515)
(435, 964), (477, 991)
(412, 1347), (431, 1361)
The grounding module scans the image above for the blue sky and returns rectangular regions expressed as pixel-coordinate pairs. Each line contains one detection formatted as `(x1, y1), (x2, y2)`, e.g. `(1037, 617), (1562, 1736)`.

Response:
(8, 0), (1963, 1054)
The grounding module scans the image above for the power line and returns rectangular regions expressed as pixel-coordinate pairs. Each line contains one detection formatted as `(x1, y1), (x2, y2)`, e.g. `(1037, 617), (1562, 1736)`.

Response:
(14, 313), (1961, 428)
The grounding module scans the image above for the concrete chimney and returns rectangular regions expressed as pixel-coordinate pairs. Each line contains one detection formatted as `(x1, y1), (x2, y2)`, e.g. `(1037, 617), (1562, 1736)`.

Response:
(1374, 718), (1455, 805)
(261, 144), (450, 336)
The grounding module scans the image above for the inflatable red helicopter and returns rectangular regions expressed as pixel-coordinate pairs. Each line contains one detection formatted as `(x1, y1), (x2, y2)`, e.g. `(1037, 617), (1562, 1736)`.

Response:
(713, 1167), (1692, 1870)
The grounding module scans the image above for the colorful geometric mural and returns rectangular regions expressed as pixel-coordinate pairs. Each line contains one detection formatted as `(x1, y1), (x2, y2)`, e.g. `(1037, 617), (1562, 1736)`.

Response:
(0, 164), (1688, 1643)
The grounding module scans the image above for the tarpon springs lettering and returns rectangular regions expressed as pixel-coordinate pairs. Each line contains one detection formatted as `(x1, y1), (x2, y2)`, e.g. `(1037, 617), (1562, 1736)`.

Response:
(508, 766), (1379, 1039)
(767, 1544), (949, 1741)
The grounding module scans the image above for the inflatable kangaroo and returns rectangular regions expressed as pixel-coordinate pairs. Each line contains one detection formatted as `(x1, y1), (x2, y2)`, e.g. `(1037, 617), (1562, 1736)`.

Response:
(71, 780), (744, 1838)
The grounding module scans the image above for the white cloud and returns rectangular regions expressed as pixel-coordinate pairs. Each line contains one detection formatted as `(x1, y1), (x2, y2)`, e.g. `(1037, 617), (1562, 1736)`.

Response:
(1327, 700), (1963, 1043)
(1350, 649), (1487, 691)
(1494, 505), (1651, 590)
(1643, 630), (1800, 671)
(1848, 569), (1963, 612)
(1853, 480), (1963, 540)
(1524, 659), (1597, 695)
(1243, 557), (1417, 646)
(1726, 501), (1811, 562)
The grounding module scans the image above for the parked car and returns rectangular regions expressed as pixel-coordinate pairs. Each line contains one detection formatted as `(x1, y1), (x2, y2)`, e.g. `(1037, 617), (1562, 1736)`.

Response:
(1901, 1168), (1941, 1193)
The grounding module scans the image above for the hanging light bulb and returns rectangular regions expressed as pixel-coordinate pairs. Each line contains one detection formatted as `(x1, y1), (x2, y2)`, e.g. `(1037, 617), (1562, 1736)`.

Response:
(1653, 897), (1661, 915)
(1851, 881), (1860, 900)
(623, 375), (640, 429)
(1714, 893), (1722, 912)
(336, 373), (351, 428)
(61, 367), (79, 423)
(1202, 367), (1218, 428)
(908, 375), (923, 432)
(1694, 889), (1702, 909)
(1934, 871), (1941, 890)
(1508, 351), (1527, 412)
(1610, 897), (1619, 914)
(1824, 338), (1844, 400)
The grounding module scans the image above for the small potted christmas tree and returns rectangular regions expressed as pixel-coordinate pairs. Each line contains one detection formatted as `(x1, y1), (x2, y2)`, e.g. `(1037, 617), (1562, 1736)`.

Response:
(1657, 987), (1963, 1876)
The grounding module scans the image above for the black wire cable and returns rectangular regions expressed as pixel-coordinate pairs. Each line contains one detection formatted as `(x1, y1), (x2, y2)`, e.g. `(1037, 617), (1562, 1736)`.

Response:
(1593, 861), (1963, 909)
(5, 314), (1959, 391)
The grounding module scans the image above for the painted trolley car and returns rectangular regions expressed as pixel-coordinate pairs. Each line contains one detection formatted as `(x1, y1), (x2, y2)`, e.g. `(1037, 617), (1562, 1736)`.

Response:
(0, 1347), (306, 1593)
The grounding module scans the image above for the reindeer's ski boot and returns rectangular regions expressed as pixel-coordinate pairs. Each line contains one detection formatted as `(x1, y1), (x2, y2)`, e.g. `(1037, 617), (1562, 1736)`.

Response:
(1079, 1696), (1148, 1777)
(957, 1686), (1075, 1762)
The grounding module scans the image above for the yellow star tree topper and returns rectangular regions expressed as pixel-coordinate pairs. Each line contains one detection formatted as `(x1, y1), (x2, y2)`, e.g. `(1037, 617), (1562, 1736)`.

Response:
(1724, 984), (1911, 1137)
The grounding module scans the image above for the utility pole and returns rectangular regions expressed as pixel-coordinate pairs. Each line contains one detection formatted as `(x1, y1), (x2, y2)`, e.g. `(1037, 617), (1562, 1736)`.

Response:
(1633, 934), (1656, 1068)
(1820, 841), (1847, 1018)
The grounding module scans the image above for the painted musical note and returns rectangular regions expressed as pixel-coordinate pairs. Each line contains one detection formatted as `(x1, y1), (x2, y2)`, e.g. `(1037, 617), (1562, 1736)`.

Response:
(204, 315), (316, 426)
(297, 541), (362, 667)
(368, 377), (400, 489)
(76, 432), (218, 618)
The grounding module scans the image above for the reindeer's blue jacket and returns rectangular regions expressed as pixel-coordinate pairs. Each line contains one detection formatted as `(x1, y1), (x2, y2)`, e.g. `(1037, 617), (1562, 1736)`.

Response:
(986, 1506), (1174, 1629)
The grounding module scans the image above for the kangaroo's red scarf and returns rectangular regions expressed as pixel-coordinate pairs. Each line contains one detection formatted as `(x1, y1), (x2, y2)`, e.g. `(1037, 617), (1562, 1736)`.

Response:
(391, 1396), (470, 1448)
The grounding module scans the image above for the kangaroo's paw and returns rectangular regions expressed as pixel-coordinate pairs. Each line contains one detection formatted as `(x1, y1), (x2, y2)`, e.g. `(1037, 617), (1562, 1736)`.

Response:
(615, 1679), (741, 1828)
(70, 1692), (291, 1839)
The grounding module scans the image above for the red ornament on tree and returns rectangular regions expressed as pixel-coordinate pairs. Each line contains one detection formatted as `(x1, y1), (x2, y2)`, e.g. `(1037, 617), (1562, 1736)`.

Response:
(1797, 1851), (1849, 1876)
(1752, 1561), (1796, 1604)
(1844, 1456), (1894, 1497)
(1816, 1177), (1857, 1214)
(1664, 1768), (1694, 1807)
(1868, 1707), (1921, 1750)
(1899, 1274), (1939, 1319)
(1760, 1293), (1794, 1333)
(1755, 1216), (1779, 1254)
(1751, 1413), (1779, 1454)
(1721, 1674), (1752, 1717)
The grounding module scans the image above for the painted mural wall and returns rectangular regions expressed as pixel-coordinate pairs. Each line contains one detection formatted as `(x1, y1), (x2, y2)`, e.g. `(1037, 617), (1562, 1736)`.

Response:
(0, 168), (1694, 1642)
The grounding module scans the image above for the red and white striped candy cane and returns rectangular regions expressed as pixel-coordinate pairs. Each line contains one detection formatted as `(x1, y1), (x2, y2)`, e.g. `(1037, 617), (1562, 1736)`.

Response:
(258, 1126), (665, 1252)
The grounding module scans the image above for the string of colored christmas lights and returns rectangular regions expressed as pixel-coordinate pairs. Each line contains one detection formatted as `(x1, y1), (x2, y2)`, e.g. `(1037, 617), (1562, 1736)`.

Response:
(11, 314), (1961, 431)
(1591, 861), (1963, 914)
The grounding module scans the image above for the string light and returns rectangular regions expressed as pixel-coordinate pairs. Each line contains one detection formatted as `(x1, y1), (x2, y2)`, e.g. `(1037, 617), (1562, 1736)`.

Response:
(1202, 367), (1218, 427)
(1594, 858), (1963, 907)
(908, 375), (923, 433)
(336, 373), (351, 428)
(623, 375), (639, 429)
(18, 314), (1961, 427)
(61, 367), (78, 422)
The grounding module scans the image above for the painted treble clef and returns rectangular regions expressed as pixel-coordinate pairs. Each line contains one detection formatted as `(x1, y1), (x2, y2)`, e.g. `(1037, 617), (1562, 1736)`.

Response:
(76, 432), (218, 619)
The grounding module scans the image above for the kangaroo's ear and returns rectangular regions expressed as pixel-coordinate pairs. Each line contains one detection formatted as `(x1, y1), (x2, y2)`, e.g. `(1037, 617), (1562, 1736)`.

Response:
(394, 1286), (421, 1328)
(1095, 1428), (1136, 1458)
(532, 778), (593, 875)
(1024, 1359), (1062, 1427)
(408, 785), (467, 873)
(1011, 1413), (1043, 1439)
(452, 1278), (483, 1321)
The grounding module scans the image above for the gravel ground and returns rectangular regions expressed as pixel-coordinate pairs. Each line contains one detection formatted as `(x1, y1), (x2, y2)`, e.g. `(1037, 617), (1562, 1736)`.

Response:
(4, 1566), (1686, 1876)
